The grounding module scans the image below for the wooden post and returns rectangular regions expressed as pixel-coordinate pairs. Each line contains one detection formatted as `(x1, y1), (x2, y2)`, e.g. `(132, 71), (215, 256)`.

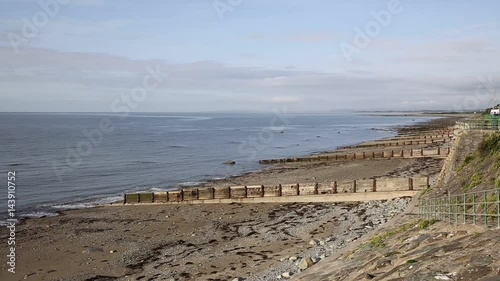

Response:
(123, 194), (126, 204)
(426, 176), (430, 188)
(261, 185), (265, 197)
(296, 183), (300, 195)
(137, 193), (141, 203)
(372, 151), (375, 159)
(278, 184), (282, 197)
(391, 150), (394, 157)
(180, 190), (184, 201)
(410, 149), (413, 157)
(167, 191), (170, 202)
(353, 180), (357, 193)
(333, 181), (338, 194)
(372, 179), (377, 192)
(244, 186), (248, 198)
(408, 178), (413, 191)
(421, 148), (424, 156)
(211, 188), (215, 199)
(314, 183), (319, 195)
(363, 152), (366, 159)
(152, 192), (155, 203)
(228, 186), (231, 198)
(437, 147), (441, 155)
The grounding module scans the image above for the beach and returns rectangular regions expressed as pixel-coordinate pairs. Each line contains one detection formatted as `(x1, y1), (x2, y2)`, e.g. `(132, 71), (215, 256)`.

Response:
(0, 117), (459, 281)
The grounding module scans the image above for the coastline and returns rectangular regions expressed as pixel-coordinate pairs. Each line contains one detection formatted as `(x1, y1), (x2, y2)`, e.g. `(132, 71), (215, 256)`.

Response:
(0, 116), (461, 281)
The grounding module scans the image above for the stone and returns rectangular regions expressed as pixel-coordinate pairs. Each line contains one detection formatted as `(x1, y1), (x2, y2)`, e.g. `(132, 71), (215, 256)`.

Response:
(82, 247), (103, 254)
(365, 273), (376, 279)
(282, 272), (293, 278)
(232, 278), (245, 281)
(309, 239), (319, 246)
(298, 257), (314, 270)
(224, 160), (236, 165)
(289, 256), (298, 261)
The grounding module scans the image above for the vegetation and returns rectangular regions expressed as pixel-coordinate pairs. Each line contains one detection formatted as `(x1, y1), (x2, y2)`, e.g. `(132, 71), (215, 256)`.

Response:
(417, 219), (437, 229)
(406, 259), (418, 264)
(478, 133), (500, 157)
(458, 154), (475, 172)
(466, 173), (482, 189)
(368, 223), (413, 248)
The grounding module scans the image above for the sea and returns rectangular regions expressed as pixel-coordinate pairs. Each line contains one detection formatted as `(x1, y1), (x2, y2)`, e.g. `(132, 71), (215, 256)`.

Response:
(0, 112), (434, 222)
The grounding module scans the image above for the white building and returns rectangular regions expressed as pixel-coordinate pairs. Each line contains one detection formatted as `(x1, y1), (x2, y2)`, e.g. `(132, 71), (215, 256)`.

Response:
(491, 108), (500, 116)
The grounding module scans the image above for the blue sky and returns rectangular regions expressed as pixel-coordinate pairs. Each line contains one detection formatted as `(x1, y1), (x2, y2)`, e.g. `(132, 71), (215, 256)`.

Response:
(0, 0), (499, 112)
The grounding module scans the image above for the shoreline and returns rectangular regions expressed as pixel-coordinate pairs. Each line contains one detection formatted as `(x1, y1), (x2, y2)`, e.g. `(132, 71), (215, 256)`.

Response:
(0, 116), (462, 281)
(5, 115), (445, 221)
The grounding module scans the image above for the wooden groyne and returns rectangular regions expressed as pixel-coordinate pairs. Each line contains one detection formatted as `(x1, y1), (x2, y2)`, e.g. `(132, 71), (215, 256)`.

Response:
(124, 176), (429, 205)
(259, 147), (450, 164)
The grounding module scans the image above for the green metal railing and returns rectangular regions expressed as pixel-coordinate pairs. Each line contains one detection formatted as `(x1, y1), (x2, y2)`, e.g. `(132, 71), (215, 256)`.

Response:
(456, 119), (500, 131)
(419, 188), (500, 227)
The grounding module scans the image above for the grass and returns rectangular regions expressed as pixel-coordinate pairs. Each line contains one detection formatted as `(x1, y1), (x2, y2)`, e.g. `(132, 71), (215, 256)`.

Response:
(466, 173), (482, 190)
(478, 133), (500, 157)
(458, 154), (475, 172)
(494, 153), (500, 170)
(496, 177), (500, 188)
(368, 223), (413, 248)
(406, 259), (418, 264)
(417, 219), (437, 229)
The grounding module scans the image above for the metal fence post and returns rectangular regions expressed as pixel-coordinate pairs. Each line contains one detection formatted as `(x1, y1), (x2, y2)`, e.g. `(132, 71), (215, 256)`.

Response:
(455, 195), (459, 224)
(497, 189), (500, 228)
(463, 193), (466, 224)
(484, 191), (488, 226)
(448, 194), (451, 223)
(472, 193), (476, 225)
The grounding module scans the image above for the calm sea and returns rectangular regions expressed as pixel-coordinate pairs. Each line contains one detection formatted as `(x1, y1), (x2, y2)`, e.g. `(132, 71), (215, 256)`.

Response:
(0, 112), (433, 220)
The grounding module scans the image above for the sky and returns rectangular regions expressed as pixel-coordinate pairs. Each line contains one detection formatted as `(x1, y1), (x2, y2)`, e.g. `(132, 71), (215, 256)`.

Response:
(0, 0), (499, 112)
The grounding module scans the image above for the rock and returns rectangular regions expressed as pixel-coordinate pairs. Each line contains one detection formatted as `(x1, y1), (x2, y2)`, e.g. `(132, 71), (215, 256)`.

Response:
(298, 257), (314, 270)
(289, 256), (298, 262)
(309, 239), (319, 246)
(282, 272), (293, 278)
(319, 240), (326, 246)
(232, 278), (245, 281)
(109, 250), (117, 254)
(365, 273), (376, 280)
(319, 254), (326, 259)
(224, 160), (236, 165)
(279, 257), (287, 262)
(82, 247), (103, 254)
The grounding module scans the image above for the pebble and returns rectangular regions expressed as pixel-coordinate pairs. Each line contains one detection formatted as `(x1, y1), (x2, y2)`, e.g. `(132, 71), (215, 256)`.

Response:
(298, 257), (314, 270)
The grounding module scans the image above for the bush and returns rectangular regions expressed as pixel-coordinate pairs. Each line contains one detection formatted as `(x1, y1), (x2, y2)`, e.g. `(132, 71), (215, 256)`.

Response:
(458, 154), (475, 172)
(418, 219), (437, 229)
(478, 133), (500, 157)
(466, 173), (482, 189)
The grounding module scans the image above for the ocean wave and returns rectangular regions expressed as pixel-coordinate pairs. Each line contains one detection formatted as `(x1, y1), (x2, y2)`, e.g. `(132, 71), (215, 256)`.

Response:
(23, 211), (58, 218)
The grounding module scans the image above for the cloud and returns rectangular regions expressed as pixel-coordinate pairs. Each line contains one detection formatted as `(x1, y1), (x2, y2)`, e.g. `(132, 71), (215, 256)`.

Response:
(268, 96), (302, 103)
(0, 46), (498, 112)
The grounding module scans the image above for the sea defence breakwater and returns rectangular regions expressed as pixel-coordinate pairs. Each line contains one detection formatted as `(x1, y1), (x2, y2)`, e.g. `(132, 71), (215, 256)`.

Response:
(123, 176), (430, 205)
(123, 121), (455, 206)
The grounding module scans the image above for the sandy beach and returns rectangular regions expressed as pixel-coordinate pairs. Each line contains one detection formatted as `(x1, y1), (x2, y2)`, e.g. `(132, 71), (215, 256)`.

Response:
(0, 117), (459, 281)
